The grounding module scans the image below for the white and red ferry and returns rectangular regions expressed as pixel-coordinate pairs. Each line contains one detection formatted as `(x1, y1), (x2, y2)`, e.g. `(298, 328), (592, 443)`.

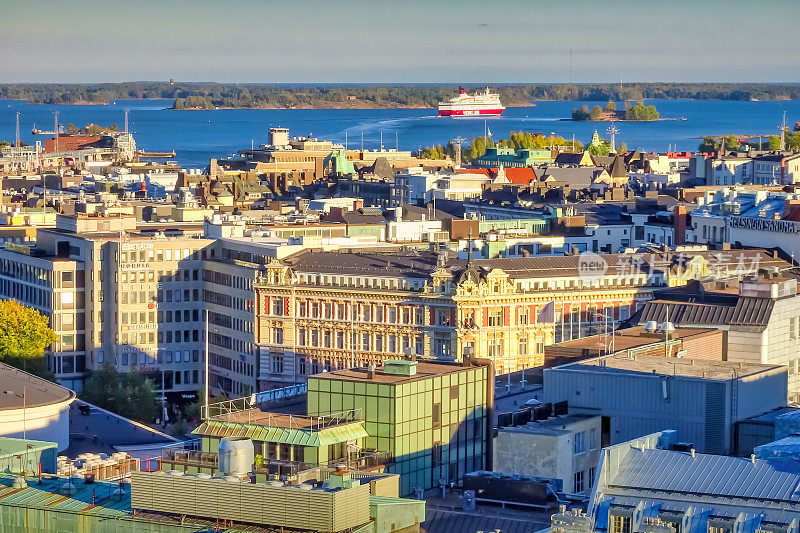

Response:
(438, 87), (505, 117)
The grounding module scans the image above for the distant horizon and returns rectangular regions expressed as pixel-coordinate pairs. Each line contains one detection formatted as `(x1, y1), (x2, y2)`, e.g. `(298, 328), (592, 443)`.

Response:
(4, 81), (800, 86)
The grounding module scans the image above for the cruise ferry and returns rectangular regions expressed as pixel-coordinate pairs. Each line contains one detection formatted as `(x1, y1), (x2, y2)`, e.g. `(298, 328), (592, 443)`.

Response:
(438, 87), (505, 117)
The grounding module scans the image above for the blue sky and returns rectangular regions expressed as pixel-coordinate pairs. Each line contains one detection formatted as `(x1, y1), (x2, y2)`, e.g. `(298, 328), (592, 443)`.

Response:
(1, 0), (797, 83)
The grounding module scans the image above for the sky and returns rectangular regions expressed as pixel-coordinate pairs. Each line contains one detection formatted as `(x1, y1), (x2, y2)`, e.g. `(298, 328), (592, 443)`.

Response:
(1, 0), (798, 84)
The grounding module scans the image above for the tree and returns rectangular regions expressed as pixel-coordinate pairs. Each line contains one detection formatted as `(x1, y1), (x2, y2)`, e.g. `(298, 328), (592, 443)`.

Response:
(0, 300), (57, 362)
(467, 136), (495, 160)
(625, 102), (660, 121)
(785, 130), (800, 151)
(698, 137), (720, 152)
(82, 362), (119, 407)
(82, 362), (159, 423)
(721, 134), (740, 151)
(618, 142), (628, 154)
(572, 105), (591, 121)
(418, 145), (446, 160)
(604, 101), (617, 112)
(589, 105), (604, 121)
(768, 135), (782, 151)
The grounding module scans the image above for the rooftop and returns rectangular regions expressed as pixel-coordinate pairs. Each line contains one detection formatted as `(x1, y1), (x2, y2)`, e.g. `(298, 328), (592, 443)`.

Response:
(549, 326), (718, 353)
(0, 363), (74, 410)
(312, 360), (477, 385)
(557, 353), (782, 381)
(499, 414), (598, 437)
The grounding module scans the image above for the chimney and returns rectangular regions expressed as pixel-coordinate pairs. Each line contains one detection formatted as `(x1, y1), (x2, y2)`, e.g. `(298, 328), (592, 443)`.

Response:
(366, 365), (376, 379)
(673, 205), (687, 245)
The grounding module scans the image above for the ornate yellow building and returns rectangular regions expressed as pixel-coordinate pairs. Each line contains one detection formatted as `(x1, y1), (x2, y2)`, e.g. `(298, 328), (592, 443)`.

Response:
(254, 249), (785, 385)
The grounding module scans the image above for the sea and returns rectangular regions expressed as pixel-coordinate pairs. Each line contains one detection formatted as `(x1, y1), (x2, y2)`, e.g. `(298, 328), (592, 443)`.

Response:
(2, 98), (800, 170)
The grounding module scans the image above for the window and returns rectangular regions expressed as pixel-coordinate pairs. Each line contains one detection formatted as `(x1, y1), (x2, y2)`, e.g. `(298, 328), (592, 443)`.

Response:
(488, 308), (503, 327)
(518, 336), (528, 356)
(274, 328), (284, 344)
(573, 431), (586, 454)
(573, 470), (584, 493)
(273, 299), (284, 316)
(518, 307), (529, 325)
(272, 355), (284, 374)
(590, 427), (598, 450)
(588, 466), (596, 489)
(488, 339), (503, 358)
(432, 403), (441, 427)
(611, 515), (631, 533)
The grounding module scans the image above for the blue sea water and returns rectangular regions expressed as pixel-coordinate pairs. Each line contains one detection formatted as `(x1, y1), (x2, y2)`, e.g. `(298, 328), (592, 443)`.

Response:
(1, 98), (800, 169)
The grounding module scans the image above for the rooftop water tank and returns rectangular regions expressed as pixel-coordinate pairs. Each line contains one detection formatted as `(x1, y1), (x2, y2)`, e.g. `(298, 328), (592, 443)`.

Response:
(218, 437), (254, 476)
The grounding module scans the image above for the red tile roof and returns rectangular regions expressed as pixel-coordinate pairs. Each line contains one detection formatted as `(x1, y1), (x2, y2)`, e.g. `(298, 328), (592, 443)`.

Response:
(455, 167), (536, 185)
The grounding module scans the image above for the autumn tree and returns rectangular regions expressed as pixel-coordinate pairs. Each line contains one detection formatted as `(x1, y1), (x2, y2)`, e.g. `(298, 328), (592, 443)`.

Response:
(0, 300), (56, 361)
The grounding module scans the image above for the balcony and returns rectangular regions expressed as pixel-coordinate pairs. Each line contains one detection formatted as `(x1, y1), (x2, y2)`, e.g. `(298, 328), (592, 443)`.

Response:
(160, 448), (391, 477)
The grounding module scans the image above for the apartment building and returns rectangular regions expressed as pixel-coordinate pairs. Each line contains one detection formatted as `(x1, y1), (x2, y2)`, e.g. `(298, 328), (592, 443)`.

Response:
(0, 213), (212, 403)
(638, 275), (800, 401)
(254, 248), (786, 387)
(689, 187), (800, 258)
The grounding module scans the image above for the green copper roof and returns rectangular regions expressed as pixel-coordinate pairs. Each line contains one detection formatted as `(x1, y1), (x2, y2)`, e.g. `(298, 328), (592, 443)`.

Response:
(193, 419), (367, 447)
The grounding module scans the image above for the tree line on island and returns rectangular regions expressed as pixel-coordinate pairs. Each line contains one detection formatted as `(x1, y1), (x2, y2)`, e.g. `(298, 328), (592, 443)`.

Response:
(572, 101), (660, 122)
(2, 82), (800, 108)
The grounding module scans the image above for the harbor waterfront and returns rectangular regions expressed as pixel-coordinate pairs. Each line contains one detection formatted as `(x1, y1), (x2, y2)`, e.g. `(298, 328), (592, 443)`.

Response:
(4, 98), (800, 168)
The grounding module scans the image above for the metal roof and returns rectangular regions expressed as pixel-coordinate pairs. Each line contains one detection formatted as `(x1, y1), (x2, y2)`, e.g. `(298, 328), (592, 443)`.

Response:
(422, 508), (548, 533)
(0, 437), (57, 459)
(608, 448), (800, 503)
(638, 296), (774, 330)
(192, 419), (368, 447)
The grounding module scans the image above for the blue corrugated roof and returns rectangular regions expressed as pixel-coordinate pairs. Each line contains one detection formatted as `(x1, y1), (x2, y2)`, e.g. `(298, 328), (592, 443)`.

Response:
(609, 448), (800, 503)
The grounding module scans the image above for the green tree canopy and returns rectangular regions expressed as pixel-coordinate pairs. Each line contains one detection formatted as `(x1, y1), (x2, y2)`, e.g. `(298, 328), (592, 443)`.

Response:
(720, 134), (740, 151)
(768, 135), (782, 150)
(572, 104), (591, 121)
(625, 102), (660, 121)
(468, 136), (495, 160)
(604, 101), (617, 111)
(589, 105), (604, 121)
(698, 137), (720, 152)
(82, 362), (159, 422)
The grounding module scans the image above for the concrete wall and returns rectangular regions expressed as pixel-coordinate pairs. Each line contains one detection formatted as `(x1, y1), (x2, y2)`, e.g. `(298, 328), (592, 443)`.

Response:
(493, 416), (602, 494)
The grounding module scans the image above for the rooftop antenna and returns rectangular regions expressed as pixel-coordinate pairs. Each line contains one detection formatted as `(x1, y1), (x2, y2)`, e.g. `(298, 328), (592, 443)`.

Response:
(361, 132), (364, 151)
(452, 136), (467, 168)
(569, 48), (573, 84)
(52, 111), (59, 152)
(15, 112), (20, 147)
(380, 131), (383, 151)
(345, 131), (348, 150)
(395, 131), (398, 151)
(124, 108), (129, 134)
(606, 125), (620, 153)
(780, 111), (787, 152)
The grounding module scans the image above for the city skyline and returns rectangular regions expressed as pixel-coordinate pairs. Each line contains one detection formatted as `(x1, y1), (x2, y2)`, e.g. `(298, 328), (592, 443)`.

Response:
(2, 0), (798, 84)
